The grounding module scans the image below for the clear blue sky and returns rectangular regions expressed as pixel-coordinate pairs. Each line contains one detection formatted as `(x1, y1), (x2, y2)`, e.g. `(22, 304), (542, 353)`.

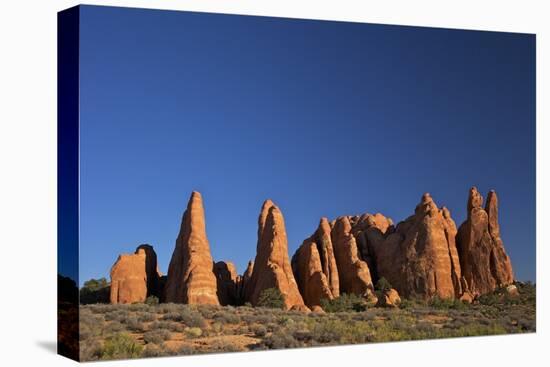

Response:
(77, 5), (535, 285)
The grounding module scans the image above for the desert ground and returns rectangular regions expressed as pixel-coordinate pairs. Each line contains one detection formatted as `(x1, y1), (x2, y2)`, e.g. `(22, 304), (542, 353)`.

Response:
(79, 282), (535, 361)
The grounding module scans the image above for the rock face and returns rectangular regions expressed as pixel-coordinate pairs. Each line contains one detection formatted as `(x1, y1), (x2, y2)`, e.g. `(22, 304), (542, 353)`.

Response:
(292, 218), (340, 308)
(350, 213), (394, 280)
(331, 216), (374, 296)
(376, 288), (401, 308)
(457, 188), (514, 296)
(214, 261), (239, 306)
(136, 244), (161, 297)
(110, 245), (160, 304)
(245, 200), (306, 310)
(164, 191), (219, 305)
(239, 260), (254, 302)
(366, 193), (463, 299)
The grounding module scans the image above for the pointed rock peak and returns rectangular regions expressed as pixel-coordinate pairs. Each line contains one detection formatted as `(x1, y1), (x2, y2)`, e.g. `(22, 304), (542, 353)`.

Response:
(422, 192), (433, 203)
(318, 217), (332, 234)
(262, 199), (275, 209)
(458, 187), (514, 295)
(485, 190), (498, 211)
(164, 191), (219, 305)
(334, 216), (352, 233)
(188, 191), (204, 210)
(258, 199), (276, 241)
(244, 260), (254, 276)
(485, 189), (500, 236)
(415, 192), (438, 215)
(246, 199), (306, 310)
(467, 186), (483, 212)
(364, 213), (393, 233)
(441, 206), (451, 219)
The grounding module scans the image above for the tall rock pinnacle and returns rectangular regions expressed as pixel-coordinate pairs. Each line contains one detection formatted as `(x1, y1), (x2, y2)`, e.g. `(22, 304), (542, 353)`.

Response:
(245, 200), (307, 310)
(164, 191), (219, 305)
(292, 217), (340, 309)
(331, 216), (374, 296)
(457, 188), (514, 296)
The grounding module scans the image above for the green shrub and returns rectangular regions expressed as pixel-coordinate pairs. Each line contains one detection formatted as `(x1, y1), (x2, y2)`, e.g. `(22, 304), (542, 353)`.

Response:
(143, 329), (171, 344)
(261, 331), (302, 349)
(375, 277), (392, 292)
(429, 296), (469, 310)
(257, 288), (285, 309)
(101, 333), (143, 360)
(104, 321), (124, 334)
(80, 278), (110, 305)
(105, 310), (127, 322)
(150, 320), (184, 332)
(142, 343), (163, 357)
(181, 308), (206, 327)
(251, 324), (267, 337)
(320, 293), (367, 313)
(176, 345), (199, 355)
(80, 338), (102, 361)
(123, 317), (145, 332)
(163, 307), (206, 327)
(145, 296), (159, 306)
(207, 339), (244, 352)
(137, 311), (155, 323)
(128, 303), (149, 312)
(185, 327), (203, 338)
(196, 304), (220, 319)
(213, 311), (241, 324)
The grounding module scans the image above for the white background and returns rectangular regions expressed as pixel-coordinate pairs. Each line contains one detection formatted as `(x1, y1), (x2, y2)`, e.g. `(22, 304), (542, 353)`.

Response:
(0, 0), (548, 365)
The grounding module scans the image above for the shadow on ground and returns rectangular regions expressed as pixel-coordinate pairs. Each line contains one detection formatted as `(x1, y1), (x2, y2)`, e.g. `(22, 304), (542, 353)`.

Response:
(36, 340), (57, 354)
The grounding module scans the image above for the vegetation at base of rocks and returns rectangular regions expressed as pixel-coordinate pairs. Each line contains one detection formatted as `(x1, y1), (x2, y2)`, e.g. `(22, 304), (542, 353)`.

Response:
(80, 277), (110, 304)
(78, 282), (535, 361)
(320, 293), (367, 313)
(143, 329), (172, 344)
(145, 296), (159, 306)
(375, 277), (392, 292)
(428, 296), (470, 310)
(256, 288), (285, 309)
(101, 333), (143, 360)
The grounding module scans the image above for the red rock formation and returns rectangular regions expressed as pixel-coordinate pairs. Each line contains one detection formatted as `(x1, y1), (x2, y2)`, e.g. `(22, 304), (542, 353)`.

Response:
(331, 216), (374, 296)
(376, 288), (401, 308)
(316, 218), (340, 297)
(214, 261), (239, 306)
(292, 218), (339, 308)
(292, 241), (333, 308)
(239, 260), (254, 302)
(351, 213), (394, 279)
(164, 191), (219, 305)
(457, 188), (514, 296)
(110, 245), (159, 304)
(136, 244), (161, 297)
(367, 193), (463, 299)
(245, 200), (307, 310)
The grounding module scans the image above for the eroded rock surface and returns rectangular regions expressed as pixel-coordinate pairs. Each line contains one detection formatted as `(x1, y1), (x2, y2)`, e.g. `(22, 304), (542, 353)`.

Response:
(214, 261), (239, 306)
(245, 200), (307, 310)
(110, 245), (160, 304)
(331, 216), (374, 296)
(366, 194), (463, 299)
(457, 188), (514, 296)
(292, 218), (340, 308)
(164, 191), (219, 305)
